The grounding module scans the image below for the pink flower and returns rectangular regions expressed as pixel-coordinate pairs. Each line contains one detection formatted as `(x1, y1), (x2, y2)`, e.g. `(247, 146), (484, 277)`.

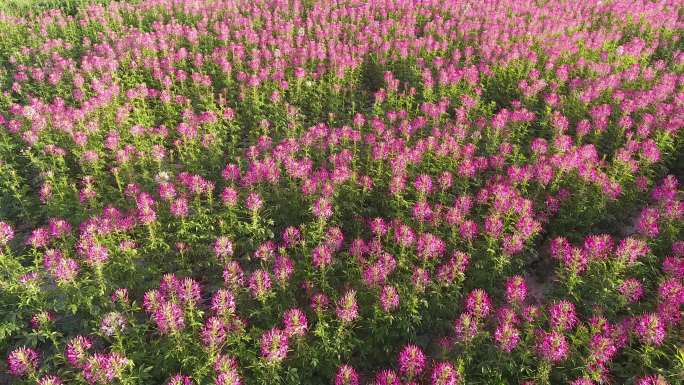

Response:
(66, 335), (92, 368)
(495, 324), (520, 352)
(248, 269), (272, 299)
(312, 244), (333, 269)
(282, 226), (301, 247)
(636, 207), (660, 238)
(618, 278), (644, 303)
(223, 261), (245, 289)
(167, 374), (194, 385)
(214, 236), (234, 259)
(335, 365), (359, 385)
(416, 232), (446, 260)
(336, 289), (358, 323)
(82, 352), (131, 384)
(634, 313), (666, 346)
(211, 289), (236, 318)
(221, 187), (239, 206)
(38, 375), (63, 385)
(0, 221), (14, 245)
(414, 174), (433, 195)
(282, 308), (308, 337)
(465, 289), (491, 319)
(379, 285), (400, 312)
(111, 288), (129, 304)
(310, 293), (330, 312)
(153, 302), (185, 334)
(431, 361), (460, 385)
(201, 317), (227, 348)
(100, 312), (126, 336)
(260, 328), (288, 362)
(548, 301), (578, 331)
(375, 369), (400, 385)
(245, 192), (263, 212)
(505, 275), (527, 305)
(7, 347), (39, 376)
(454, 312), (479, 342)
(398, 344), (426, 378)
(636, 375), (670, 385)
(536, 330), (569, 362)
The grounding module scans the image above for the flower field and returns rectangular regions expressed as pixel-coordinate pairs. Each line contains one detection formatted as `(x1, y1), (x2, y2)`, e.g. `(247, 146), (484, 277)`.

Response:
(0, 0), (683, 384)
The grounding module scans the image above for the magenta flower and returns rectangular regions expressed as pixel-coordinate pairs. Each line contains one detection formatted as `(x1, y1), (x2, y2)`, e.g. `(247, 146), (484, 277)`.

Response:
(375, 284), (398, 312)
(0, 221), (14, 245)
(221, 187), (239, 207)
(214, 236), (234, 259)
(464, 288), (491, 319)
(394, 223), (415, 248)
(310, 292), (330, 313)
(505, 275), (527, 305)
(38, 375), (63, 385)
(66, 335), (92, 368)
(223, 261), (245, 289)
(281, 226), (301, 247)
(282, 308), (308, 337)
(548, 300), (578, 331)
(375, 369), (401, 385)
(273, 254), (294, 284)
(100, 312), (127, 336)
(211, 289), (236, 318)
(248, 269), (272, 299)
(312, 197), (333, 219)
(536, 330), (569, 362)
(312, 244), (333, 269)
(454, 312), (479, 343)
(167, 374), (194, 385)
(494, 324), (521, 352)
(245, 192), (263, 212)
(636, 207), (660, 238)
(260, 327), (289, 362)
(335, 365), (359, 385)
(398, 344), (426, 378)
(82, 352), (131, 385)
(111, 288), (129, 304)
(178, 277), (202, 307)
(170, 198), (189, 218)
(412, 268), (431, 291)
(634, 313), (666, 346)
(7, 347), (39, 377)
(618, 278), (644, 303)
(636, 375), (670, 385)
(153, 302), (186, 334)
(213, 354), (238, 375)
(414, 174), (433, 195)
(431, 361), (460, 385)
(216, 370), (242, 385)
(201, 317), (227, 348)
(416, 232), (446, 260)
(336, 289), (359, 323)
(588, 334), (617, 364)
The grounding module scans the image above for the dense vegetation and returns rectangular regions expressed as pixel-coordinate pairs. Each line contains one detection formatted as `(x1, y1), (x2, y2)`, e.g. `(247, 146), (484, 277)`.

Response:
(0, 1), (683, 384)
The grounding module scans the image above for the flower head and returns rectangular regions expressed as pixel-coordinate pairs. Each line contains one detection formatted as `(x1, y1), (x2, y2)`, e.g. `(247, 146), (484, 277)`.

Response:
(7, 347), (39, 376)
(336, 290), (359, 323)
(283, 308), (308, 337)
(260, 328), (289, 362)
(536, 330), (569, 362)
(335, 365), (359, 385)
(398, 344), (426, 378)
(431, 361), (460, 385)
